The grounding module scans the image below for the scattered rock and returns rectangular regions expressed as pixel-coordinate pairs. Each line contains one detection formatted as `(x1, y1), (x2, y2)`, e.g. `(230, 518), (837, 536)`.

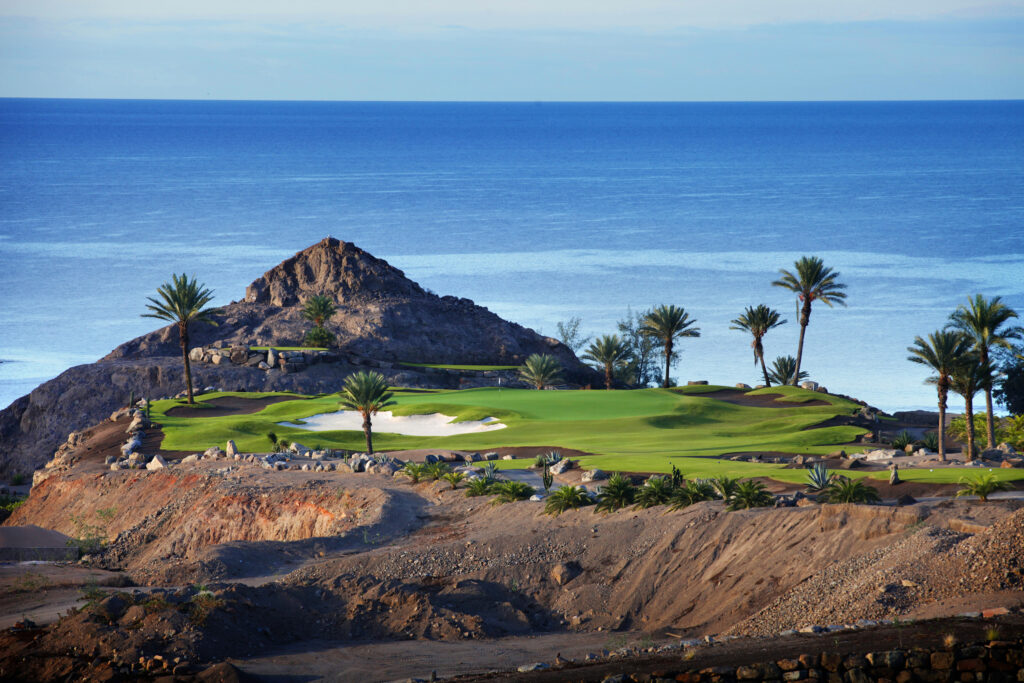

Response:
(581, 469), (607, 483)
(551, 561), (582, 585)
(146, 454), (168, 470)
(225, 440), (238, 457)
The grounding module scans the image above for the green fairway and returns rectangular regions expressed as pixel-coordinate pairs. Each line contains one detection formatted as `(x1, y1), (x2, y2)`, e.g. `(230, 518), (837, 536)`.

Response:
(149, 386), (1024, 484)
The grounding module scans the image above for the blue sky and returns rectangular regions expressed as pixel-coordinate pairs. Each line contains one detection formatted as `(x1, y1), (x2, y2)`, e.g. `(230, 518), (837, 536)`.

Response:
(1, 0), (1022, 100)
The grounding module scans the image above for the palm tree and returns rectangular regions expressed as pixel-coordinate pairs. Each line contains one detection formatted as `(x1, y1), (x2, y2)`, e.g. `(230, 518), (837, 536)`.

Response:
(339, 370), (395, 454)
(640, 305), (701, 388)
(767, 355), (808, 386)
(771, 256), (847, 384)
(302, 295), (337, 328)
(730, 305), (787, 387)
(907, 331), (973, 461)
(948, 294), (1021, 449)
(519, 353), (563, 389)
(142, 273), (217, 404)
(948, 353), (986, 460)
(582, 335), (632, 390)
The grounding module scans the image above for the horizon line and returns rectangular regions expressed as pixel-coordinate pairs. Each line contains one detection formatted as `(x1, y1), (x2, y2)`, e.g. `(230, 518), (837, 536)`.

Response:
(2, 96), (1023, 105)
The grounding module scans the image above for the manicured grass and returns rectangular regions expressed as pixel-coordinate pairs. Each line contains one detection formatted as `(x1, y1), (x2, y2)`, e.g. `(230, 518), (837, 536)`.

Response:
(249, 346), (327, 352)
(149, 386), (1024, 483)
(400, 362), (519, 371)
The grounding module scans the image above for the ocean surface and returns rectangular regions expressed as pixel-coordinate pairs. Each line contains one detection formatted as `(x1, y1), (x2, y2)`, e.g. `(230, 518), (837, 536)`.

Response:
(1, 99), (1022, 413)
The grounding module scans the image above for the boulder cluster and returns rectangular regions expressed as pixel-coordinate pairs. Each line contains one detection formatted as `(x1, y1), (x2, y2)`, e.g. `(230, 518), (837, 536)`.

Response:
(188, 344), (341, 374)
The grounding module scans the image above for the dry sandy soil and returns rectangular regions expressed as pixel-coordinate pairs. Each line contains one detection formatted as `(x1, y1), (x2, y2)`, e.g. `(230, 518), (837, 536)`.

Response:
(2, 400), (1023, 681)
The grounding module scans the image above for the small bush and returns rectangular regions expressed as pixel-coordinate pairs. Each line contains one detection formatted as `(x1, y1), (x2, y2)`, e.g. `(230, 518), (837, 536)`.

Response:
(822, 476), (881, 504)
(956, 472), (1011, 502)
(805, 463), (833, 492)
(727, 480), (774, 511)
(634, 476), (674, 509)
(491, 480), (535, 504)
(441, 471), (465, 490)
(465, 478), (493, 497)
(919, 432), (940, 452)
(402, 462), (427, 483)
(891, 430), (913, 450)
(544, 485), (593, 515)
(10, 473), (27, 486)
(482, 462), (500, 483)
(304, 326), (335, 348)
(594, 473), (636, 513)
(711, 476), (740, 501)
(534, 451), (562, 468)
(424, 461), (452, 481)
(189, 591), (224, 626)
(668, 479), (715, 510)
(0, 495), (24, 523)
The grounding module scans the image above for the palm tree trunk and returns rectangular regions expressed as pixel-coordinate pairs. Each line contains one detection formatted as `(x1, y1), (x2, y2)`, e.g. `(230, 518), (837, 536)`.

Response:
(964, 394), (975, 461)
(755, 339), (771, 387)
(663, 339), (673, 388)
(363, 413), (373, 454)
(605, 363), (613, 390)
(793, 299), (811, 385)
(981, 347), (995, 449)
(180, 323), (194, 404)
(937, 385), (947, 462)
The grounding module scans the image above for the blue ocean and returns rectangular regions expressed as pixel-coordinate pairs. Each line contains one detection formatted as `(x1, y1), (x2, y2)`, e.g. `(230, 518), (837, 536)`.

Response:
(1, 99), (1022, 411)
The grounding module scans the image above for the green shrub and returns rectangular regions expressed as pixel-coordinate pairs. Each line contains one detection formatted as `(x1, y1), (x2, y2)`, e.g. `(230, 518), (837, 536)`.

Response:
(0, 495), (24, 523)
(402, 462), (427, 483)
(544, 485), (593, 515)
(534, 451), (562, 468)
(919, 432), (940, 452)
(891, 430), (913, 450)
(491, 480), (535, 504)
(482, 462), (500, 483)
(634, 476), (674, 509)
(465, 478), (493, 497)
(668, 479), (715, 510)
(303, 326), (335, 348)
(727, 480), (774, 511)
(441, 471), (465, 490)
(805, 463), (833, 492)
(594, 473), (636, 513)
(10, 473), (26, 486)
(956, 472), (1012, 502)
(822, 476), (881, 504)
(424, 461), (452, 481)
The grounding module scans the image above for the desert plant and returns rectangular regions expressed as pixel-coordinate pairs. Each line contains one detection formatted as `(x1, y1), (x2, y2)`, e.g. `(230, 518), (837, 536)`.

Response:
(544, 485), (593, 515)
(535, 451), (562, 468)
(640, 304), (701, 388)
(582, 334), (632, 390)
(441, 471), (465, 490)
(482, 462), (500, 482)
(956, 472), (1011, 502)
(402, 462), (427, 483)
(908, 330), (974, 460)
(727, 480), (774, 510)
(822, 476), (881, 504)
(424, 461), (452, 481)
(771, 256), (847, 384)
(805, 463), (833, 492)
(891, 430), (913, 451)
(919, 432), (940, 452)
(669, 463), (685, 488)
(542, 464), (553, 493)
(594, 473), (636, 513)
(711, 475), (740, 501)
(142, 273), (217, 404)
(465, 477), (493, 497)
(767, 355), (809, 386)
(302, 294), (337, 327)
(730, 304), (788, 387)
(948, 294), (1021, 449)
(304, 325), (335, 348)
(519, 353), (563, 389)
(634, 475), (674, 509)
(491, 480), (535, 504)
(668, 479), (716, 510)
(339, 370), (395, 454)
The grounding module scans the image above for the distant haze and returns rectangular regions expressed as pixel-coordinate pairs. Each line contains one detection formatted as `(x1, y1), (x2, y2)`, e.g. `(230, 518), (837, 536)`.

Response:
(0, 0), (1022, 100)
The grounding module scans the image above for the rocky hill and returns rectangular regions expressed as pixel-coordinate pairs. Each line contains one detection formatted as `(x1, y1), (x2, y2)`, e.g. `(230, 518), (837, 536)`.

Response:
(0, 238), (596, 476)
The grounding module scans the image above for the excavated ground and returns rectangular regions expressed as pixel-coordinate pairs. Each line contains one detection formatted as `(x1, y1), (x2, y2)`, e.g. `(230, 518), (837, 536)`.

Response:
(2, 413), (1024, 681)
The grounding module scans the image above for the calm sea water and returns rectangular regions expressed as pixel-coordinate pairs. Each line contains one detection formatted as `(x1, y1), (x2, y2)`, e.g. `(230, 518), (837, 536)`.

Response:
(1, 99), (1022, 412)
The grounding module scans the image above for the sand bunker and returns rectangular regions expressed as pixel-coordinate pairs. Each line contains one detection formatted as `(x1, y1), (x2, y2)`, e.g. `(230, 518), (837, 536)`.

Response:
(279, 411), (506, 437)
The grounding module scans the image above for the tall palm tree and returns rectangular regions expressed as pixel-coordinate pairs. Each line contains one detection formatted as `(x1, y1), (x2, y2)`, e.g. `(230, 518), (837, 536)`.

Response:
(640, 305), (701, 388)
(582, 335), (632, 390)
(302, 295), (337, 328)
(519, 353), (563, 390)
(767, 355), (808, 386)
(771, 256), (847, 384)
(948, 294), (1021, 449)
(142, 273), (217, 404)
(730, 305), (787, 387)
(339, 371), (395, 454)
(907, 331), (973, 461)
(948, 353), (986, 461)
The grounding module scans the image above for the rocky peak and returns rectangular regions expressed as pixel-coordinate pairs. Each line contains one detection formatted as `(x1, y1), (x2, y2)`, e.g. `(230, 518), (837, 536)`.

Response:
(244, 237), (425, 308)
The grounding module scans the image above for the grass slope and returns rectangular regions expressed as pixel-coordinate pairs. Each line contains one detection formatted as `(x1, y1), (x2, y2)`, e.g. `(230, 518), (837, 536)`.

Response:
(149, 387), (1024, 484)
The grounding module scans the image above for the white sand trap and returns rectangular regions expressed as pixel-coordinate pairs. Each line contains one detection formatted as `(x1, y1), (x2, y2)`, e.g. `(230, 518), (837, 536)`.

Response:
(279, 411), (506, 437)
